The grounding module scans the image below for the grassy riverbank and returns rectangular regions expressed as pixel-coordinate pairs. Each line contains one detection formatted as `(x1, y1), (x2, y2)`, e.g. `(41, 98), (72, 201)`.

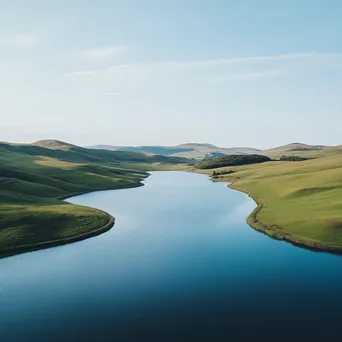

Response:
(4, 138), (342, 256)
(0, 140), (189, 257)
(193, 154), (342, 253)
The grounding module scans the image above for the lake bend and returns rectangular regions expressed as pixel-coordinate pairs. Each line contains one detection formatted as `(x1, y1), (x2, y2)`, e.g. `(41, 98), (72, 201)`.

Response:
(1, 171), (342, 341)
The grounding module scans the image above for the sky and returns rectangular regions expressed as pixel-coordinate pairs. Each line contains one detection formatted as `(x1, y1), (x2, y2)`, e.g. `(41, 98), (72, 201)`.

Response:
(0, 0), (341, 149)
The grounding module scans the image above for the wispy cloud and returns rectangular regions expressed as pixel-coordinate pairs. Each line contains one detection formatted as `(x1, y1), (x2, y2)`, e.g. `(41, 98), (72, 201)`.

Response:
(158, 52), (316, 68)
(217, 69), (284, 83)
(0, 33), (41, 47)
(62, 51), (341, 94)
(65, 52), (320, 77)
(81, 45), (127, 60)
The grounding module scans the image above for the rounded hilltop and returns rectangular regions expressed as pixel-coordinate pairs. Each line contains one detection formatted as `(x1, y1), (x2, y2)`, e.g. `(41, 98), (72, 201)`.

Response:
(32, 139), (77, 150)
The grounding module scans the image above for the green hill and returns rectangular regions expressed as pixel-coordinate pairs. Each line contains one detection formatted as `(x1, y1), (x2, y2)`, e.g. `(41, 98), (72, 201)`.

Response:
(88, 143), (261, 159)
(0, 140), (189, 166)
(196, 153), (342, 252)
(0, 140), (190, 257)
(262, 143), (328, 158)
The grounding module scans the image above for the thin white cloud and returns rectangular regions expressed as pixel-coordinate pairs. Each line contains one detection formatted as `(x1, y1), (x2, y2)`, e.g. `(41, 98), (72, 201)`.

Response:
(62, 51), (342, 95)
(217, 69), (284, 83)
(65, 52), (321, 77)
(81, 45), (127, 60)
(157, 52), (317, 68)
(0, 33), (41, 47)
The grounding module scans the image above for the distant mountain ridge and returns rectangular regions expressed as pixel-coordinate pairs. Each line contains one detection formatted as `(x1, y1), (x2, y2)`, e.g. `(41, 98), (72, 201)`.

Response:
(87, 143), (261, 159)
(1, 139), (338, 161)
(86, 142), (336, 159)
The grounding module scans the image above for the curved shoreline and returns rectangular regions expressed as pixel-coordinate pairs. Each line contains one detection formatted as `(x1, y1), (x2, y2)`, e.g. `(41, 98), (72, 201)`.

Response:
(0, 214), (115, 259)
(4, 169), (342, 259)
(228, 183), (342, 254)
(0, 179), (149, 259)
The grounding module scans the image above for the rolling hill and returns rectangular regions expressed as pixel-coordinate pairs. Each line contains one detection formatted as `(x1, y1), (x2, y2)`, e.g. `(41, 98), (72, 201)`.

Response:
(88, 142), (335, 159)
(194, 151), (342, 252)
(0, 140), (190, 257)
(1, 140), (190, 166)
(262, 143), (328, 158)
(88, 143), (261, 159)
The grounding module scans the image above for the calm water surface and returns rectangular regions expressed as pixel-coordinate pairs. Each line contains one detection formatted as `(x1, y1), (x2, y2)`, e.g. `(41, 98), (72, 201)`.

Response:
(1, 171), (342, 341)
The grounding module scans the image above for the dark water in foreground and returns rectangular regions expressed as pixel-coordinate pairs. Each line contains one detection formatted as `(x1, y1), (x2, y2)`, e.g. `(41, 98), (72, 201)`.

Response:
(1, 171), (342, 341)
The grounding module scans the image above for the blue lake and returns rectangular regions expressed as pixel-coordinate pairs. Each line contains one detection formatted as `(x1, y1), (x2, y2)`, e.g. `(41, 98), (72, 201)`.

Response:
(1, 171), (342, 341)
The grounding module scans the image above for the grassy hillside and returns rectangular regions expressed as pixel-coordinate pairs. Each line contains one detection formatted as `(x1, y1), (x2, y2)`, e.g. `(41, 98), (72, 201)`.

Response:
(0, 140), (189, 257)
(89, 142), (334, 159)
(195, 154), (271, 170)
(262, 143), (328, 158)
(4, 138), (341, 255)
(310, 145), (342, 158)
(88, 143), (261, 159)
(197, 154), (342, 252)
(1, 140), (189, 165)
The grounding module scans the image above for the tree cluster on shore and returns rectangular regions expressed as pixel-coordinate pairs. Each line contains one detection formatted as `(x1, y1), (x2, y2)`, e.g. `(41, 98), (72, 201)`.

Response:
(212, 170), (235, 177)
(279, 155), (309, 162)
(196, 154), (271, 170)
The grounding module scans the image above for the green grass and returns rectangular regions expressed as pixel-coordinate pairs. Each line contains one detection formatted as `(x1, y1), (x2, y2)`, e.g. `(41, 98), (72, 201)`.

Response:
(193, 154), (342, 252)
(0, 140), (190, 257)
(0, 203), (111, 251)
(6, 138), (342, 255)
(262, 143), (328, 158)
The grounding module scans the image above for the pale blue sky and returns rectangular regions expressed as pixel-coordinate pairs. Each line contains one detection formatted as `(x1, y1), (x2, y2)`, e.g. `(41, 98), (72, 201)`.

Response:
(0, 0), (341, 148)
